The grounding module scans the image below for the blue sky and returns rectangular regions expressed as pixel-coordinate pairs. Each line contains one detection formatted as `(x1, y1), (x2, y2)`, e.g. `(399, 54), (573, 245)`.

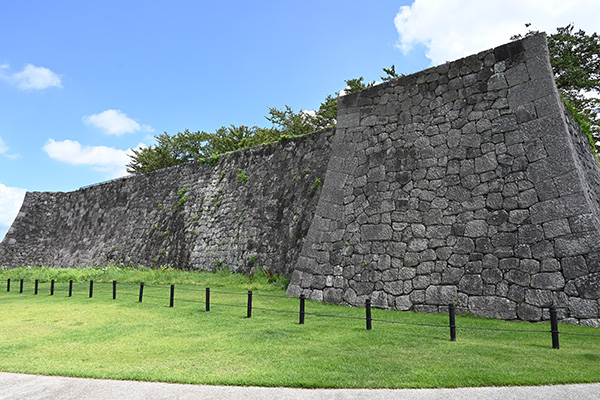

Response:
(1, 0), (599, 240)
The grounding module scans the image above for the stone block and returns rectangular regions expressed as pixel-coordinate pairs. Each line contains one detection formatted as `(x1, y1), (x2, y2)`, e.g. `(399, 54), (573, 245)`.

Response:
(569, 297), (599, 319)
(323, 288), (343, 304)
(395, 295), (413, 311)
(468, 296), (517, 319)
(410, 289), (425, 304)
(525, 289), (553, 307)
(459, 275), (484, 295)
(517, 303), (542, 321)
(481, 268), (503, 284)
(413, 275), (430, 290)
(425, 285), (457, 305)
(517, 224), (544, 244)
(383, 281), (404, 296)
(505, 270), (530, 286)
(542, 219), (570, 239)
(361, 224), (393, 241)
(573, 273), (600, 299)
(465, 220), (487, 238)
(555, 233), (600, 257)
(531, 272), (565, 290)
(518, 259), (540, 274)
(475, 152), (499, 173)
(506, 62), (530, 87)
(507, 285), (525, 302)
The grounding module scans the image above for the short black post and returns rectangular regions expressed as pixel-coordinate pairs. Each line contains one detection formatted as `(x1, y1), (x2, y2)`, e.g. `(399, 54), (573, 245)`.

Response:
(205, 287), (210, 312)
(112, 280), (117, 300)
(7, 278), (10, 292)
(50, 280), (55, 296)
(366, 298), (372, 330)
(247, 290), (253, 318)
(449, 303), (456, 342)
(34, 279), (38, 295)
(170, 284), (175, 308)
(20, 279), (23, 293)
(550, 307), (560, 349)
(89, 280), (94, 298)
(299, 294), (305, 325)
(139, 282), (144, 303)
(69, 280), (73, 297)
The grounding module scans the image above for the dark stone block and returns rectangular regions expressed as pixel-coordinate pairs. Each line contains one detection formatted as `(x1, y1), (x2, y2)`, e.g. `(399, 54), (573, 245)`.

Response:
(469, 296), (517, 319)
(459, 275), (483, 295)
(517, 303), (542, 321)
(574, 273), (600, 299)
(494, 40), (525, 62)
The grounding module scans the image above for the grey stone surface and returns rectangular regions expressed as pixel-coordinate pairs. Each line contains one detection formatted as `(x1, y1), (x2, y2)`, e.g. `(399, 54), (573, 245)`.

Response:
(286, 33), (600, 324)
(1, 131), (334, 277)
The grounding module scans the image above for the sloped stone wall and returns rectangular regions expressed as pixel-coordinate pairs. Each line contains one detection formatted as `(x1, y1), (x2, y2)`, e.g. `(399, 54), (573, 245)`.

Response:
(287, 34), (600, 325)
(0, 130), (333, 276)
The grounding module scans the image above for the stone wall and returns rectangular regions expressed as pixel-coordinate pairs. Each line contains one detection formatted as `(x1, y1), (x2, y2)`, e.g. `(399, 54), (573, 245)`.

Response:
(2, 33), (600, 324)
(0, 130), (333, 276)
(286, 34), (600, 326)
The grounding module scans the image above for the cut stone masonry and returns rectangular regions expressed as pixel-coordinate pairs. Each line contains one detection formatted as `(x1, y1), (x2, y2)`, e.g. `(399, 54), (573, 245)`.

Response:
(286, 34), (600, 326)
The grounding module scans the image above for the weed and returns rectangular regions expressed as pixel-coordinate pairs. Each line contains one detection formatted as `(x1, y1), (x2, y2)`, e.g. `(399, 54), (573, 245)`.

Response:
(236, 167), (248, 184)
(311, 178), (322, 191)
(209, 154), (220, 166)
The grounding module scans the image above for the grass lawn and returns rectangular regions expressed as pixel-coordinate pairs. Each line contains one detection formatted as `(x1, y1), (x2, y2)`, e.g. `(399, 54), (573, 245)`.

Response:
(0, 266), (599, 388)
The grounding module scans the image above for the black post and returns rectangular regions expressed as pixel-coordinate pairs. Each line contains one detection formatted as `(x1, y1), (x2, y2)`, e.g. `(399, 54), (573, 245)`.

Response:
(170, 284), (175, 308)
(112, 280), (117, 300)
(20, 279), (23, 293)
(139, 282), (144, 303)
(366, 298), (372, 330)
(550, 307), (560, 349)
(299, 294), (305, 325)
(205, 287), (210, 312)
(89, 280), (94, 298)
(7, 278), (10, 292)
(34, 279), (38, 295)
(247, 290), (253, 318)
(69, 280), (73, 297)
(449, 303), (456, 342)
(50, 280), (55, 296)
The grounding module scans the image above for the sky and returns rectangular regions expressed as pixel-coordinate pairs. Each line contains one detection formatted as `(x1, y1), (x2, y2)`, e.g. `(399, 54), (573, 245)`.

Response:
(1, 0), (599, 241)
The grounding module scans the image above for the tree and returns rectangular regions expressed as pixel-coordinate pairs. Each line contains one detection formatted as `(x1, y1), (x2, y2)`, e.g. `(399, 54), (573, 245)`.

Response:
(126, 126), (280, 173)
(381, 64), (404, 82)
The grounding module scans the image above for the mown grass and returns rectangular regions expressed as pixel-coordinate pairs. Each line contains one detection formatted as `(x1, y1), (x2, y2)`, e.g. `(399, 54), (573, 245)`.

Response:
(0, 266), (599, 388)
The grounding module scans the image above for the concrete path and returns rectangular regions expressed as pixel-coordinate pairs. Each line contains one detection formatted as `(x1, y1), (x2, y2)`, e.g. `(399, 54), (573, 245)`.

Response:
(1, 373), (599, 400)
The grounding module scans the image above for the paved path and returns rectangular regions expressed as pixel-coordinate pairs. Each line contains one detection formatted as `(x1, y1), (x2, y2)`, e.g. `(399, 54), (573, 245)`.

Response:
(1, 373), (599, 400)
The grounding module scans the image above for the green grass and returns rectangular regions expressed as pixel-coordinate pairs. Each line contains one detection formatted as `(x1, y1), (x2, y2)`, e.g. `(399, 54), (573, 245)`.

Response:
(0, 267), (599, 388)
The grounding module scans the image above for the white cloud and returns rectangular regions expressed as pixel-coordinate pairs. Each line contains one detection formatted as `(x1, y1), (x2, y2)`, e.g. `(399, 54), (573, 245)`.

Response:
(83, 109), (153, 136)
(0, 183), (27, 239)
(394, 0), (600, 66)
(0, 136), (7, 155)
(0, 135), (19, 159)
(43, 139), (144, 178)
(4, 64), (63, 90)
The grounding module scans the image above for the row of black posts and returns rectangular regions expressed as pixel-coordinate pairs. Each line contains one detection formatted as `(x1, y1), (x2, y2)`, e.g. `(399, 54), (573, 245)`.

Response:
(6, 278), (561, 349)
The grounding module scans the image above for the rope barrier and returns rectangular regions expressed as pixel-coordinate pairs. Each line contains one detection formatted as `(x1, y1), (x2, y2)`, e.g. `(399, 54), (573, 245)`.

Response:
(4, 278), (600, 339)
